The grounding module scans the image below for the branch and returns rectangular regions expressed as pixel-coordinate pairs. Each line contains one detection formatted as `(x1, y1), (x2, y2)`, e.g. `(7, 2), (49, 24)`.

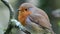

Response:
(1, 0), (14, 19)
(1, 0), (31, 34)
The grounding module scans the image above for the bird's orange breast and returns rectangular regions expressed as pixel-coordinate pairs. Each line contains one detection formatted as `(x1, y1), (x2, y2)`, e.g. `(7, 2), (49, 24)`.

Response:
(18, 11), (32, 26)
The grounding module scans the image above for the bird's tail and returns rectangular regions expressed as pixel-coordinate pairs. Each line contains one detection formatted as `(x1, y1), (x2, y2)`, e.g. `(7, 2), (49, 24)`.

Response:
(50, 28), (56, 34)
(46, 28), (55, 34)
(51, 29), (56, 34)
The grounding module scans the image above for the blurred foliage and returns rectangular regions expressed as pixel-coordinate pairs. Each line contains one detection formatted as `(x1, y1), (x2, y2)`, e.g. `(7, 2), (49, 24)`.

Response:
(58, 21), (60, 26)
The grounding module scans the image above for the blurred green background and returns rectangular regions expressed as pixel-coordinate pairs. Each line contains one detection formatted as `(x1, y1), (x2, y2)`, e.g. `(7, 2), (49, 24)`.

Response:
(0, 0), (60, 34)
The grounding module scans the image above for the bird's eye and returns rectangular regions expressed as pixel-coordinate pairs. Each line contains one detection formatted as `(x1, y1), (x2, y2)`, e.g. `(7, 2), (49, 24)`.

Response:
(25, 9), (27, 11)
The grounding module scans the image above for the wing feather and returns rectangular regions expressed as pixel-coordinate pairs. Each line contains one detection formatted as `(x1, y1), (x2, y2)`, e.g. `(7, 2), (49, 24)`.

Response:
(29, 14), (51, 29)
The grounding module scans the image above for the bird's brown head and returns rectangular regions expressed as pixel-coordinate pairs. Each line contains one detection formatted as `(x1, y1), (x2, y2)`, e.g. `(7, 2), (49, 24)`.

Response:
(18, 3), (34, 26)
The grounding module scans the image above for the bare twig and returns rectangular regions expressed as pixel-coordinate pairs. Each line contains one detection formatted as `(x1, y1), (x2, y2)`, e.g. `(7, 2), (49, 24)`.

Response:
(1, 0), (14, 19)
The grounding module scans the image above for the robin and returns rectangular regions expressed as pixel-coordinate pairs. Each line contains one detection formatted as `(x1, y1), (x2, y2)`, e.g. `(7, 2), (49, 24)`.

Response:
(18, 3), (55, 34)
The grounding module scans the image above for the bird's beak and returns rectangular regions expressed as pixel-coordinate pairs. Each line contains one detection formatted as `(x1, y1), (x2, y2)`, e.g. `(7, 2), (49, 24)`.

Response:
(17, 9), (20, 11)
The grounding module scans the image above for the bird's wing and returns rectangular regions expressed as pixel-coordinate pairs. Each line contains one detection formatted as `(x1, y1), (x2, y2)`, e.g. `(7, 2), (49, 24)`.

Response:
(29, 14), (52, 29)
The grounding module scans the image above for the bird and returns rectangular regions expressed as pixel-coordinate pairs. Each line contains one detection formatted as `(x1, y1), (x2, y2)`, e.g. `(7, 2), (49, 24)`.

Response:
(18, 3), (55, 34)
